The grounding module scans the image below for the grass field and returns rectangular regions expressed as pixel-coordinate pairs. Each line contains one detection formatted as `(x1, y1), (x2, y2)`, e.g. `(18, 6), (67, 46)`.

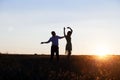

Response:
(0, 54), (120, 80)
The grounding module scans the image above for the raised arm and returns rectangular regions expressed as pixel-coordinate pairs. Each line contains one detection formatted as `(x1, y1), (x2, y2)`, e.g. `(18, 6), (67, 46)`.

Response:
(67, 27), (73, 33)
(64, 27), (66, 36)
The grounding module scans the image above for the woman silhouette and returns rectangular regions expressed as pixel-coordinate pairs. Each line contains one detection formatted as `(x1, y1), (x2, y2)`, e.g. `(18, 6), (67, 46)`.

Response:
(64, 27), (73, 59)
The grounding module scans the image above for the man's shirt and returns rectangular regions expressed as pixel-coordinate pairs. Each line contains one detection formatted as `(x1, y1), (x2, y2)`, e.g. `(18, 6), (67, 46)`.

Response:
(48, 36), (63, 46)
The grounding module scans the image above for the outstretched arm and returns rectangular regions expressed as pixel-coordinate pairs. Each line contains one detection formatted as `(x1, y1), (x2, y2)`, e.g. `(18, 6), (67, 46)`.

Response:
(67, 27), (73, 33)
(41, 41), (49, 44)
(41, 39), (51, 44)
(58, 36), (64, 39)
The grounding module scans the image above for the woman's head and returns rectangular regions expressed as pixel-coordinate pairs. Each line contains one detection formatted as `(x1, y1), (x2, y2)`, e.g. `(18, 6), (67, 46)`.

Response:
(67, 31), (72, 36)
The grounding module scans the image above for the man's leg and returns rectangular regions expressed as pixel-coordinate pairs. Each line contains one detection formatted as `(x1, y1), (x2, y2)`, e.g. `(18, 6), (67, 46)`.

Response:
(50, 46), (54, 61)
(56, 46), (59, 61)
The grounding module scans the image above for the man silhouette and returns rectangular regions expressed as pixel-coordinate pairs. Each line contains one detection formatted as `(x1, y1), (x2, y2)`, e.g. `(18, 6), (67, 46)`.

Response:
(41, 31), (64, 62)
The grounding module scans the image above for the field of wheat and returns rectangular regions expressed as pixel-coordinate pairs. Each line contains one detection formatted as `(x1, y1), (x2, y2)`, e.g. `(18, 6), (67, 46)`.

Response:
(0, 54), (120, 80)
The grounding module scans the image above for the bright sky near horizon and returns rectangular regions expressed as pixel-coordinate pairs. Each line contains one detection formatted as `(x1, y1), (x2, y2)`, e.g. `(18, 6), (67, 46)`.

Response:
(0, 0), (120, 55)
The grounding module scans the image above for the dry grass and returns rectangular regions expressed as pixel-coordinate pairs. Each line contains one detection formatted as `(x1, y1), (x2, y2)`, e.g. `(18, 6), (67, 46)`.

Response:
(0, 54), (120, 80)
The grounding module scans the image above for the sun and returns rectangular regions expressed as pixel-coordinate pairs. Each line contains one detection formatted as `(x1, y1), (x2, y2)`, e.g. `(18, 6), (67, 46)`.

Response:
(93, 46), (110, 57)
(93, 46), (113, 60)
(97, 48), (109, 56)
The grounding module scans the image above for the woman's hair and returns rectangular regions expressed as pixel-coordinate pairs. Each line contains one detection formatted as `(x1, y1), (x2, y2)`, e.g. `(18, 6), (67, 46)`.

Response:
(67, 31), (72, 36)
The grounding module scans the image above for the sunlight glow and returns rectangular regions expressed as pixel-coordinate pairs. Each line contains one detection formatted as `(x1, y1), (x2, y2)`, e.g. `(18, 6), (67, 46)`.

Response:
(93, 45), (111, 58)
(96, 47), (109, 56)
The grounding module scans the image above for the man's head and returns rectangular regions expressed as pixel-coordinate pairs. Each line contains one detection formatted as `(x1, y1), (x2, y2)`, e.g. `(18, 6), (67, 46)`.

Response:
(51, 31), (56, 36)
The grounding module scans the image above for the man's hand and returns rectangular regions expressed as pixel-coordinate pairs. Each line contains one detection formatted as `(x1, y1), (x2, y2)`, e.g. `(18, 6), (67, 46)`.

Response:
(41, 42), (44, 44)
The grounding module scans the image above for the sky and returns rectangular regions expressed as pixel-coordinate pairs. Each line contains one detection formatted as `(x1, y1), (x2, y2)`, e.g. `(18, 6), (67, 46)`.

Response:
(0, 0), (120, 55)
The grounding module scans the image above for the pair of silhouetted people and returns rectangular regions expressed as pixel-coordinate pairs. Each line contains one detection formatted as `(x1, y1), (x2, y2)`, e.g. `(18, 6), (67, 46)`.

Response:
(41, 27), (73, 61)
